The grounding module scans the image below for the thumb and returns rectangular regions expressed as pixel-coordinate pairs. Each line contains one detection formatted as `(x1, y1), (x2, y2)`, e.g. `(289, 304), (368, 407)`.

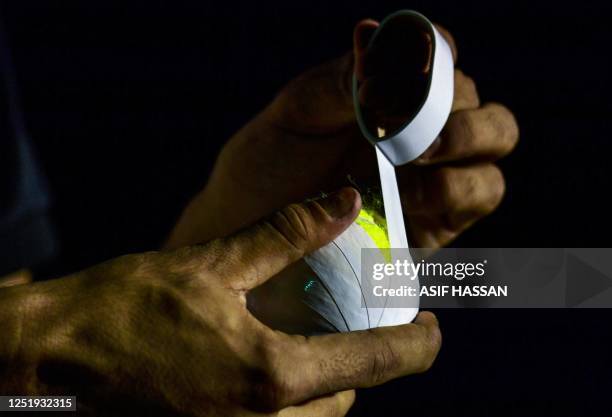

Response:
(263, 20), (379, 135)
(212, 188), (361, 290)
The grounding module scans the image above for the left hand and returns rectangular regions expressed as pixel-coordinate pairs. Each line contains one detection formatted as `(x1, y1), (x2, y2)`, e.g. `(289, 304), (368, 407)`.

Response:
(0, 190), (441, 417)
(167, 19), (519, 249)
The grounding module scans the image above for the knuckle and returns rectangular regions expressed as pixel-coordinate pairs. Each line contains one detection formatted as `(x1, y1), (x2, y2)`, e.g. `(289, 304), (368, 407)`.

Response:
(111, 251), (157, 278)
(368, 330), (401, 384)
(463, 74), (476, 91)
(452, 111), (478, 150)
(465, 77), (480, 107)
(435, 165), (506, 217)
(117, 253), (147, 268)
(134, 280), (188, 325)
(484, 103), (520, 152)
(246, 367), (293, 412)
(269, 204), (313, 253)
(456, 70), (478, 96)
(244, 336), (296, 411)
(483, 165), (506, 212)
(416, 324), (442, 373)
(434, 167), (464, 209)
(164, 246), (212, 280)
(451, 71), (480, 112)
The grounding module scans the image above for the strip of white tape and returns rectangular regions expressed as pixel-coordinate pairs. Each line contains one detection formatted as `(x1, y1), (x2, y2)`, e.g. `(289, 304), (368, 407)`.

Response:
(368, 13), (454, 326)
(303, 11), (454, 332)
(376, 146), (409, 249)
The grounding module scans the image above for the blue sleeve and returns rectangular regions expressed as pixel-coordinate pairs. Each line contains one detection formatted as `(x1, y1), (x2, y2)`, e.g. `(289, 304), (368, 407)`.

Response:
(0, 23), (57, 276)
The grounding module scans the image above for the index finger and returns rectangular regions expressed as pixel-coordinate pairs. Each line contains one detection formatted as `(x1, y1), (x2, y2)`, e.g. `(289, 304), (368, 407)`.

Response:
(269, 312), (441, 407)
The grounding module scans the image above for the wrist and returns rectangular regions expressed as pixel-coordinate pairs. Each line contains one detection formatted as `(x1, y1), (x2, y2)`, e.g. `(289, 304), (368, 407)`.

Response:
(0, 277), (77, 394)
(0, 282), (40, 393)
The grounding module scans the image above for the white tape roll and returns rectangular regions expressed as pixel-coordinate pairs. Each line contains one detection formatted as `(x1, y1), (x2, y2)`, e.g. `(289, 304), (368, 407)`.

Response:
(249, 10), (455, 335)
(354, 10), (455, 166)
(303, 11), (454, 331)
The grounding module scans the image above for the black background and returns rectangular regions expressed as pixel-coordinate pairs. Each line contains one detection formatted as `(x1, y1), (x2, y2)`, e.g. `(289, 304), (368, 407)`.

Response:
(2, 0), (611, 415)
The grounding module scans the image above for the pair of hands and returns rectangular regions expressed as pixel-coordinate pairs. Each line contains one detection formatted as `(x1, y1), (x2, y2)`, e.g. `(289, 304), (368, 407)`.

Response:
(1, 190), (440, 416)
(0, 18), (518, 417)
(153, 20), (515, 415)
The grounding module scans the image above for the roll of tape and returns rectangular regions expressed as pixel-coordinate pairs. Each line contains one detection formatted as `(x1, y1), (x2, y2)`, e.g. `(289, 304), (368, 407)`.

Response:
(354, 10), (455, 166)
(304, 10), (454, 331)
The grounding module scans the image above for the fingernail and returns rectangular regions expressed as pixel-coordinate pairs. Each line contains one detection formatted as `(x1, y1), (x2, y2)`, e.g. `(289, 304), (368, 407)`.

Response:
(320, 188), (359, 219)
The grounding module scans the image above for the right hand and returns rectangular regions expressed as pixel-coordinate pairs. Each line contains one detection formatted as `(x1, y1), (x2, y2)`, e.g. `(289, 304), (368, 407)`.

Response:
(1, 188), (441, 417)
(167, 21), (517, 253)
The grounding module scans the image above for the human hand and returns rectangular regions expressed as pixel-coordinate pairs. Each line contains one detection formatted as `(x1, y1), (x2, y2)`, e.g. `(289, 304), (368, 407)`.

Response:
(1, 189), (441, 416)
(167, 19), (518, 251)
(168, 20), (518, 248)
